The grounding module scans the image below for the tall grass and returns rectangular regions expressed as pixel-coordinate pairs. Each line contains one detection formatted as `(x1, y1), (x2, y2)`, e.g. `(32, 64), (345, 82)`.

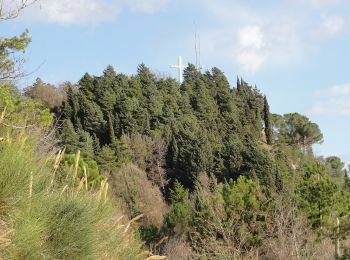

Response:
(0, 136), (145, 259)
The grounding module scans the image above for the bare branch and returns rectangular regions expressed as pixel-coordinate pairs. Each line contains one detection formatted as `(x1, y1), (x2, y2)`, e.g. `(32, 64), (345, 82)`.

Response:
(0, 0), (38, 21)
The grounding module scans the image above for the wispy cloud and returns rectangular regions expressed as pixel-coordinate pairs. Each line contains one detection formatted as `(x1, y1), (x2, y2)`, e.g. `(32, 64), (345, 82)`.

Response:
(309, 83), (350, 117)
(125, 0), (170, 13)
(12, 0), (350, 74)
(236, 25), (265, 73)
(20, 0), (170, 26)
(21, 0), (119, 25)
(197, 0), (349, 74)
(315, 83), (350, 97)
(311, 15), (346, 40)
(198, 2), (303, 74)
(292, 0), (342, 8)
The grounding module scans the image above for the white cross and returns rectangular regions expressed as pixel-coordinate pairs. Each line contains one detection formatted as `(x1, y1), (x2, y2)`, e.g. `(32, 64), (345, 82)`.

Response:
(171, 56), (187, 84)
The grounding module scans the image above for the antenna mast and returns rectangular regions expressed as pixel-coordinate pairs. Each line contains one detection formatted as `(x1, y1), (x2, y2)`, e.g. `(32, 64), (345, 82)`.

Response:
(194, 22), (203, 71)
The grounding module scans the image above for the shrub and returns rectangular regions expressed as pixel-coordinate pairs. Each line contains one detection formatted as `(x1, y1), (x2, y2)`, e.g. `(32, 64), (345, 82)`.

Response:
(110, 163), (167, 227)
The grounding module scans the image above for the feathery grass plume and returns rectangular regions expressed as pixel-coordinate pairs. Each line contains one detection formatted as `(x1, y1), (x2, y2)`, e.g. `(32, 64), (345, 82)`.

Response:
(60, 185), (68, 195)
(76, 177), (85, 194)
(50, 148), (65, 188)
(73, 150), (80, 178)
(124, 214), (144, 234)
(0, 222), (13, 252)
(0, 139), (45, 215)
(83, 165), (88, 190)
(0, 139), (145, 259)
(97, 178), (108, 202)
(29, 172), (33, 198)
(65, 164), (73, 180)
(0, 106), (6, 124)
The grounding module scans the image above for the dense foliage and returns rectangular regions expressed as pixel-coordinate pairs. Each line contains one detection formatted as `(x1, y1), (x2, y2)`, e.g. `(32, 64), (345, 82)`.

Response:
(40, 63), (349, 258)
(57, 64), (277, 189)
(0, 84), (145, 259)
(2, 7), (350, 257)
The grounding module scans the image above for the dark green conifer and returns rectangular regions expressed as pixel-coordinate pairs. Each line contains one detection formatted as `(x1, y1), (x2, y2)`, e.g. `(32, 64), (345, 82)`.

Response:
(263, 95), (274, 145)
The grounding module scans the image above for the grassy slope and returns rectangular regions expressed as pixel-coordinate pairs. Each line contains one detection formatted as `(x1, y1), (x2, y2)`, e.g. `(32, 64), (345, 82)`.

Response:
(0, 136), (144, 259)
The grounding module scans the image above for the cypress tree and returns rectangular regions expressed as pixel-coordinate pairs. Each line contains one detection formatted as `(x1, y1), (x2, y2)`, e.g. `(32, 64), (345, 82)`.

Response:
(108, 112), (116, 145)
(92, 133), (101, 155)
(263, 95), (274, 145)
(237, 76), (241, 91)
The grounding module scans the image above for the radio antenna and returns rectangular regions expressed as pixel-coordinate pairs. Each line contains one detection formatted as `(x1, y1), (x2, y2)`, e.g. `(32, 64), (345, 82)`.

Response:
(194, 22), (203, 71)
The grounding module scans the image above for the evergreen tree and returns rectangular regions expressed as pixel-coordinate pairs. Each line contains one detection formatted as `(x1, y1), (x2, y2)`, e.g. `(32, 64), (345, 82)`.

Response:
(77, 93), (105, 137)
(78, 73), (95, 100)
(283, 113), (323, 155)
(297, 162), (338, 228)
(107, 112), (116, 145)
(263, 95), (274, 145)
(165, 180), (192, 234)
(114, 134), (132, 166)
(96, 145), (118, 172)
(59, 119), (80, 154)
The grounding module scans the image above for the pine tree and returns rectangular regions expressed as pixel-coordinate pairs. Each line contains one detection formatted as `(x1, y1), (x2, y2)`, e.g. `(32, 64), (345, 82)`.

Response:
(103, 64), (117, 79)
(165, 180), (192, 234)
(78, 73), (95, 100)
(59, 119), (80, 154)
(115, 134), (132, 166)
(96, 145), (118, 172)
(64, 86), (80, 128)
(77, 92), (105, 136)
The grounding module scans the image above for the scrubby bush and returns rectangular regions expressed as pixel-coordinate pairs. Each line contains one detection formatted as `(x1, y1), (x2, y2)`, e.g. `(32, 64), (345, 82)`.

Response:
(110, 163), (167, 227)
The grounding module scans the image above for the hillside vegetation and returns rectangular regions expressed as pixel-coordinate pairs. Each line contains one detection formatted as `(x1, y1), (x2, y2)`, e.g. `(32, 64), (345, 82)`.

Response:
(2, 6), (350, 258)
(0, 85), (146, 259)
(22, 63), (350, 259)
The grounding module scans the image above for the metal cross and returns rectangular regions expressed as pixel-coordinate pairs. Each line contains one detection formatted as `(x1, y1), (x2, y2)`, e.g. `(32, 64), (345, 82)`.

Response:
(171, 56), (187, 84)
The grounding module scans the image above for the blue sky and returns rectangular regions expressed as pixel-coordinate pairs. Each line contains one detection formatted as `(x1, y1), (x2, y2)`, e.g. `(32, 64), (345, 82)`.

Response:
(2, 0), (350, 163)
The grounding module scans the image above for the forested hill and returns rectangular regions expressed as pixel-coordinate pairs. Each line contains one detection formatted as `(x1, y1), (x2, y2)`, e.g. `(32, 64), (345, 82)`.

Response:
(23, 63), (350, 258)
(52, 64), (322, 188)
(3, 1), (350, 257)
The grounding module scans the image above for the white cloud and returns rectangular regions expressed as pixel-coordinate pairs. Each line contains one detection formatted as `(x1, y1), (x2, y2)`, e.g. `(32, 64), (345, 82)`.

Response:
(22, 0), (119, 25)
(309, 0), (340, 6)
(193, 1), (305, 74)
(238, 25), (264, 49)
(20, 0), (169, 25)
(236, 25), (266, 73)
(310, 83), (350, 117)
(309, 100), (350, 116)
(237, 50), (265, 73)
(292, 0), (342, 8)
(125, 0), (169, 13)
(312, 15), (346, 39)
(315, 83), (350, 97)
(236, 20), (302, 73)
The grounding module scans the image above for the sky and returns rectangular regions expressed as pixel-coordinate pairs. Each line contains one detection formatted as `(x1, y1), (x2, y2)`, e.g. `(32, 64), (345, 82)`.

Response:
(2, 0), (350, 163)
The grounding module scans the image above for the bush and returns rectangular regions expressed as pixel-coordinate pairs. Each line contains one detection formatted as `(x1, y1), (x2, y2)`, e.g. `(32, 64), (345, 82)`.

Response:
(58, 153), (104, 188)
(110, 163), (167, 227)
